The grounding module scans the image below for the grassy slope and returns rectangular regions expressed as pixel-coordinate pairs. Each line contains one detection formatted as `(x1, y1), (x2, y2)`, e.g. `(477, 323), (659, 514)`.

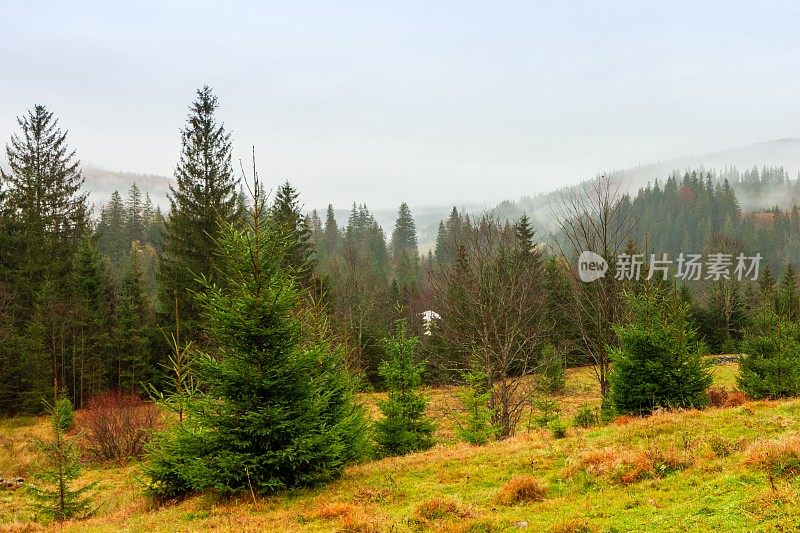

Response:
(2, 364), (799, 532)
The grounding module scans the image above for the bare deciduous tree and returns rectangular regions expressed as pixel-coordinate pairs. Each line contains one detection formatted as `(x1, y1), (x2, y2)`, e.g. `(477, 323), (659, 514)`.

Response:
(431, 214), (551, 438)
(550, 175), (638, 399)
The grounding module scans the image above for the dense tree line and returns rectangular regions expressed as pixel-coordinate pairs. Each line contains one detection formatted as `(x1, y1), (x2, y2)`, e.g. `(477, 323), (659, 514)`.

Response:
(2, 90), (800, 426)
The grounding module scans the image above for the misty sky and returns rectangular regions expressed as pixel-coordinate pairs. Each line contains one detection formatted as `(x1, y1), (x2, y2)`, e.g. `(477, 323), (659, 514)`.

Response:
(2, 0), (800, 209)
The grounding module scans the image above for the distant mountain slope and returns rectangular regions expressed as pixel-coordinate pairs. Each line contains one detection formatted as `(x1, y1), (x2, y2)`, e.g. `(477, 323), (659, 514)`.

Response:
(74, 138), (800, 240)
(82, 166), (172, 212)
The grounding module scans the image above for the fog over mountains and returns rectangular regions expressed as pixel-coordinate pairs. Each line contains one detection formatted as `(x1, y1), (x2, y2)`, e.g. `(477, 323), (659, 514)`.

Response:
(81, 137), (800, 247)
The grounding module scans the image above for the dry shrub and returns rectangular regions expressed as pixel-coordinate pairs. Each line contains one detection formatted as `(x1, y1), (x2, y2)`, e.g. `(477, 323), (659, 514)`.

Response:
(415, 497), (472, 521)
(611, 415), (637, 426)
(565, 445), (691, 485)
(742, 435), (800, 478)
(708, 387), (748, 408)
(706, 434), (739, 458)
(550, 519), (596, 533)
(315, 502), (356, 519)
(495, 475), (547, 505)
(78, 391), (160, 462)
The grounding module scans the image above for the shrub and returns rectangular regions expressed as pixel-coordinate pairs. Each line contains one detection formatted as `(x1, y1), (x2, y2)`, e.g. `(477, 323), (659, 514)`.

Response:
(742, 434), (800, 478)
(531, 397), (560, 429)
(538, 344), (565, 394)
(495, 475), (547, 505)
(738, 306), (800, 399)
(572, 404), (598, 429)
(548, 417), (568, 439)
(415, 497), (472, 521)
(374, 322), (435, 457)
(455, 368), (496, 445)
(80, 391), (160, 462)
(707, 434), (737, 458)
(609, 287), (713, 415)
(707, 387), (748, 408)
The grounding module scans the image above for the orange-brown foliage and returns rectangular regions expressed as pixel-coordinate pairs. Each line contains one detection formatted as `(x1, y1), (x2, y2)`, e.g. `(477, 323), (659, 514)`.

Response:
(495, 475), (547, 505)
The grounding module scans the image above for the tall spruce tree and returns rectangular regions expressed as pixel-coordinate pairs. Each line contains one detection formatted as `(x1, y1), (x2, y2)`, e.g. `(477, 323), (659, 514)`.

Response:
(97, 191), (127, 265)
(269, 181), (315, 286)
(145, 170), (367, 498)
(1, 104), (88, 306)
(390, 202), (419, 294)
(159, 86), (238, 339)
(320, 204), (340, 260)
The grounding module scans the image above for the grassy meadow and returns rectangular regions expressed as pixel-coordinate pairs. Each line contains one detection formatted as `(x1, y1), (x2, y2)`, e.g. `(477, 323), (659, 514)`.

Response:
(2, 363), (800, 532)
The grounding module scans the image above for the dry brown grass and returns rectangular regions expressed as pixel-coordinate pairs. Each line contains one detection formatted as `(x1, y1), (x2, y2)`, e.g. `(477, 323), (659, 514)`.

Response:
(707, 387), (748, 408)
(742, 434), (800, 478)
(495, 475), (547, 506)
(565, 445), (693, 485)
(549, 518), (597, 533)
(414, 496), (473, 521)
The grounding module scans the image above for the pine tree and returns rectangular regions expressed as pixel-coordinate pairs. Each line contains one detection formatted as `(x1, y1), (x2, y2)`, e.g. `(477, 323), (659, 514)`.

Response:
(159, 86), (239, 339)
(28, 394), (95, 522)
(144, 166), (367, 498)
(374, 321), (435, 457)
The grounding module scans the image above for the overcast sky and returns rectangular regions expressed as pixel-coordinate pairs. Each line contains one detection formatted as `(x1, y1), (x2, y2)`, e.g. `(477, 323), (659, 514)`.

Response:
(2, 1), (799, 209)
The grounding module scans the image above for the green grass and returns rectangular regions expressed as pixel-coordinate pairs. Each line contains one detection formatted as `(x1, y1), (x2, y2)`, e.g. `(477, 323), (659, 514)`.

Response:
(2, 363), (800, 531)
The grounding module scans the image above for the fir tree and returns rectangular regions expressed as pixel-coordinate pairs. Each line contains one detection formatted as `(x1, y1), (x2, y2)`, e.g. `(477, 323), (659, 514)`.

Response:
(159, 86), (239, 338)
(390, 202), (418, 259)
(126, 183), (145, 244)
(455, 368), (496, 445)
(320, 204), (340, 259)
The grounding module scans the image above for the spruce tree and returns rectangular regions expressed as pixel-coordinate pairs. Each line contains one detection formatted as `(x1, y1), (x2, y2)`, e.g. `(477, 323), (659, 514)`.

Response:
(71, 236), (111, 405)
(738, 303), (800, 399)
(609, 286), (713, 415)
(390, 202), (418, 259)
(144, 170), (367, 498)
(1, 104), (88, 305)
(374, 321), (435, 457)
(28, 395), (95, 522)
(97, 191), (127, 265)
(269, 181), (315, 285)
(320, 204), (340, 259)
(159, 86), (238, 339)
